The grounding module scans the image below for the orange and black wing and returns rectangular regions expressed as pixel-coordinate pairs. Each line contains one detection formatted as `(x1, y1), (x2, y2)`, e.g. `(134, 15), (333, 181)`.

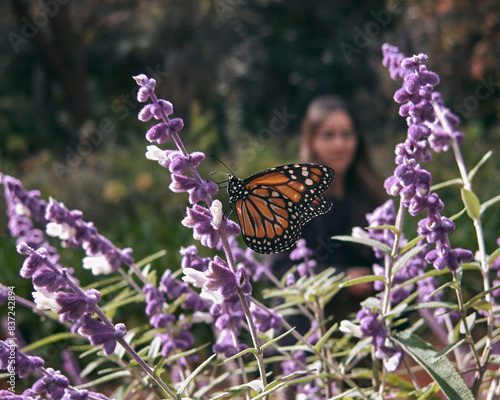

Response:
(232, 163), (335, 254)
(301, 195), (333, 225)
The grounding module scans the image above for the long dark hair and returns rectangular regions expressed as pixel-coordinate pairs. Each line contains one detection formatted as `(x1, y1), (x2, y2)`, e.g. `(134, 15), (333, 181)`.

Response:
(300, 94), (385, 208)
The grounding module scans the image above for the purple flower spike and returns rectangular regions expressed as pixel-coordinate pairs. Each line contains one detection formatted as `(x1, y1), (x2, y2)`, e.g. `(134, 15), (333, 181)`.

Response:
(32, 267), (67, 293)
(143, 284), (166, 315)
(180, 245), (211, 272)
(160, 269), (189, 299)
(169, 174), (199, 193)
(188, 180), (219, 205)
(19, 245), (47, 278)
(425, 246), (473, 271)
(213, 328), (248, 357)
(134, 75), (156, 103)
(382, 43), (407, 80)
(145, 123), (172, 144)
(290, 239), (313, 260)
(56, 289), (101, 321)
(150, 313), (176, 329)
(351, 309), (404, 371)
(78, 315), (126, 356)
(204, 256), (238, 299)
(182, 204), (239, 249)
(32, 368), (69, 400)
(380, 43), (473, 273)
(235, 268), (252, 296)
(252, 306), (281, 332)
(0, 340), (45, 378)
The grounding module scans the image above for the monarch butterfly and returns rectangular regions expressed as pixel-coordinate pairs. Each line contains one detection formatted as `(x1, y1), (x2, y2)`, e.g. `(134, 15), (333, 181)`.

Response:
(227, 163), (335, 254)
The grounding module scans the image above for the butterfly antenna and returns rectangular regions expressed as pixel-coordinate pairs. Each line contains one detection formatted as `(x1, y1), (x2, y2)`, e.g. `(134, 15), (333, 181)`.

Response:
(210, 155), (235, 176)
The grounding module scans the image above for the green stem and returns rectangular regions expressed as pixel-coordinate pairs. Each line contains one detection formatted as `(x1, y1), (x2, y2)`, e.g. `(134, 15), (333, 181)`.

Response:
(219, 230), (268, 396)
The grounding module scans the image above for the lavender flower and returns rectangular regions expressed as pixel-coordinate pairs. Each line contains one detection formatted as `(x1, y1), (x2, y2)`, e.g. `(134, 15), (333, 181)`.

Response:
(155, 315), (195, 358)
(281, 350), (307, 376)
(288, 239), (317, 277)
(1, 340), (112, 400)
(55, 289), (101, 321)
(45, 198), (135, 274)
(182, 202), (240, 249)
(213, 328), (248, 357)
(2, 175), (60, 265)
(161, 266), (207, 311)
(180, 245), (211, 272)
(381, 44), (473, 271)
(78, 315), (126, 356)
(366, 200), (397, 258)
(136, 75), (221, 209)
(251, 305), (281, 333)
(143, 284), (166, 316)
(341, 309), (403, 372)
(32, 368), (70, 400)
(0, 340), (44, 379)
(2, 174), (136, 276)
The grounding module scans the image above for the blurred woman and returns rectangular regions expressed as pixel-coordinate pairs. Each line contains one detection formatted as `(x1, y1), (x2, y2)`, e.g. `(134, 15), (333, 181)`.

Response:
(270, 94), (386, 307)
(299, 95), (386, 278)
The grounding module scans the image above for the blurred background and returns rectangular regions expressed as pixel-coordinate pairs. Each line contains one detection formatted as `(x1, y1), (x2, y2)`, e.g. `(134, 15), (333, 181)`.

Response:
(0, 0), (499, 281)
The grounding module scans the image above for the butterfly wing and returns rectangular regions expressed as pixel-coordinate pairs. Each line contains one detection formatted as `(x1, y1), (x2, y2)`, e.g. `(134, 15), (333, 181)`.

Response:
(232, 163), (335, 254)
(301, 195), (333, 225)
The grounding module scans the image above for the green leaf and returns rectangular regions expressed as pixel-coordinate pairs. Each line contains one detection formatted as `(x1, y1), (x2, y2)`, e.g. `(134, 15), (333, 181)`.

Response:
(406, 301), (458, 312)
(399, 235), (425, 255)
(314, 322), (338, 353)
(461, 188), (480, 220)
(154, 355), (168, 377)
(468, 150), (493, 182)
(177, 354), (216, 396)
(340, 274), (384, 288)
(21, 332), (81, 352)
(101, 293), (145, 312)
(262, 327), (295, 351)
(257, 368), (316, 399)
(436, 339), (466, 359)
(488, 247), (500, 267)
(430, 178), (463, 191)
(480, 194), (500, 215)
(136, 249), (167, 269)
(415, 382), (442, 400)
(328, 387), (359, 399)
(219, 347), (258, 365)
(463, 283), (500, 310)
(393, 330), (474, 400)
(77, 370), (132, 388)
(251, 382), (287, 400)
(193, 371), (231, 398)
(237, 379), (263, 394)
(332, 235), (392, 256)
(365, 224), (400, 234)
(393, 245), (426, 276)
(80, 357), (108, 378)
(449, 207), (467, 222)
(341, 337), (371, 368)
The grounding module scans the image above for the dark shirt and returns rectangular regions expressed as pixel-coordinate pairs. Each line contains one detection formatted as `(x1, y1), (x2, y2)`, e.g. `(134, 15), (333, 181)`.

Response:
(268, 188), (378, 278)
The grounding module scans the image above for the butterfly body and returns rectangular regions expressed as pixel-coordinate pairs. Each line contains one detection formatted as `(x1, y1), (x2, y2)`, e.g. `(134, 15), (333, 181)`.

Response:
(227, 163), (335, 254)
